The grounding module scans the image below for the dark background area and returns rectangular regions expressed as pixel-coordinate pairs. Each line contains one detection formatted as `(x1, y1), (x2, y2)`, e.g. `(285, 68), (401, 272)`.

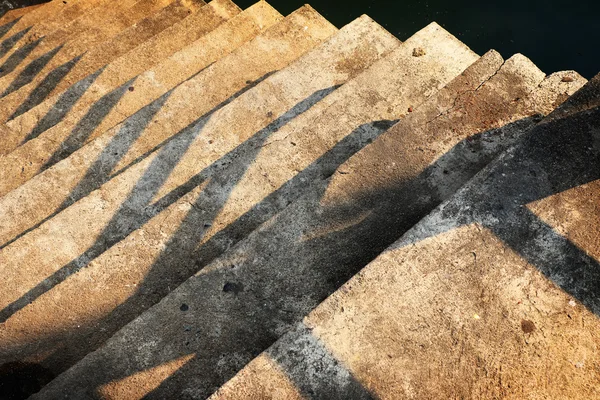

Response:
(2, 0), (599, 78)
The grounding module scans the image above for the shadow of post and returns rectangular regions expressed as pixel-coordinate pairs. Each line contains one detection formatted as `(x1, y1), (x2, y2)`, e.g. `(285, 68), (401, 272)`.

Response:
(0, 28), (39, 78)
(1, 43), (64, 98)
(8, 52), (84, 119)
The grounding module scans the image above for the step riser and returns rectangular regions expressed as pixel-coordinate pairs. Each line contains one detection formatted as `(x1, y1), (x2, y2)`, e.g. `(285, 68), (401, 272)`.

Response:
(3, 0), (243, 151)
(0, 1), (290, 249)
(0, 5), (351, 379)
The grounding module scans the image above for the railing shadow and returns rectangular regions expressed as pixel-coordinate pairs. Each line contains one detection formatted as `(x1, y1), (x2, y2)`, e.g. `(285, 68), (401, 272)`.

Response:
(8, 52), (85, 119)
(1, 42), (64, 98)
(0, 84), (338, 326)
(0, 17), (21, 41)
(0, 29), (40, 78)
(0, 24), (29, 60)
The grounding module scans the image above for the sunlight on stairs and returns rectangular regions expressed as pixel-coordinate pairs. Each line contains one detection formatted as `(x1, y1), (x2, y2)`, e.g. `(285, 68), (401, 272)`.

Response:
(0, 0), (598, 399)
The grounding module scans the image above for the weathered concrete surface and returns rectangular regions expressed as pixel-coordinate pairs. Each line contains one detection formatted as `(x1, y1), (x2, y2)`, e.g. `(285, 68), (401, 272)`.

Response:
(0, 0), (205, 126)
(2, 0), (242, 154)
(0, 0), (244, 186)
(212, 75), (600, 399)
(0, 4), (353, 384)
(48, 51), (584, 400)
(25, 23), (481, 400)
(0, 1), (290, 247)
(0, 0), (185, 102)
(0, 3), (42, 25)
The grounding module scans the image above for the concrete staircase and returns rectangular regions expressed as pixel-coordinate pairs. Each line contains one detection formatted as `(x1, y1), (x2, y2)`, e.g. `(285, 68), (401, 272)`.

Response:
(0, 1), (597, 399)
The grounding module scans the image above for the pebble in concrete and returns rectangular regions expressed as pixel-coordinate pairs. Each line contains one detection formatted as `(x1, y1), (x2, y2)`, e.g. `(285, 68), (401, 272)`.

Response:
(0, 1), (298, 247)
(0, 4), (360, 379)
(211, 74), (600, 399)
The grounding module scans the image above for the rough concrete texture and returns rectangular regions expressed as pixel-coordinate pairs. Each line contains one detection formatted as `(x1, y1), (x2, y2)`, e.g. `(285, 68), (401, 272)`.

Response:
(26, 22), (482, 400)
(58, 50), (584, 400)
(0, 0), (207, 126)
(212, 74), (600, 399)
(0, 4), (359, 384)
(0, 0), (245, 188)
(2, 0), (243, 155)
(0, 3), (42, 26)
(0, 0), (296, 248)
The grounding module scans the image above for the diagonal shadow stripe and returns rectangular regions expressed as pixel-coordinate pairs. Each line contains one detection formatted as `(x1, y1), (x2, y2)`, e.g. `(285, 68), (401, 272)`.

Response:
(1, 42), (64, 98)
(0, 16), (21, 40)
(23, 65), (106, 142)
(0, 86), (338, 324)
(0, 27), (39, 77)
(0, 22), (27, 59)
(9, 52), (84, 120)
(37, 76), (135, 168)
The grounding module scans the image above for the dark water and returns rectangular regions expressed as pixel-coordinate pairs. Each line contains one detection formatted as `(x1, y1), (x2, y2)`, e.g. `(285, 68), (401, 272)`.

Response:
(236, 0), (599, 79)
(2, 0), (599, 77)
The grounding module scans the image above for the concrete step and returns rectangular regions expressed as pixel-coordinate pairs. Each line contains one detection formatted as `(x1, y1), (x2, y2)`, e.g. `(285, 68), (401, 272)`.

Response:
(0, 0), (241, 159)
(0, 0), (189, 101)
(0, 3), (43, 24)
(0, 0), (296, 247)
(0, 0), (206, 124)
(22, 22), (480, 399)
(209, 74), (600, 399)
(45, 50), (584, 400)
(0, 4), (354, 387)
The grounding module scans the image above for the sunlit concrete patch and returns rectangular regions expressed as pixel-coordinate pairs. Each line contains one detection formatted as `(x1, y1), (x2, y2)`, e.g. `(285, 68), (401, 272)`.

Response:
(527, 179), (600, 262)
(303, 223), (600, 399)
(97, 354), (195, 400)
(209, 353), (305, 400)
